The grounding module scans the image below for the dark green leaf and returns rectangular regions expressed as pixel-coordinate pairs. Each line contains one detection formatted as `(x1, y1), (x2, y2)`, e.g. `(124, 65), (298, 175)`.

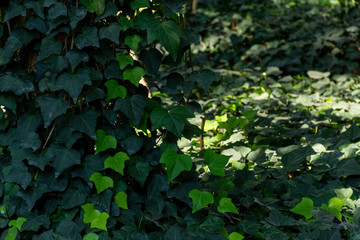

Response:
(65, 50), (89, 72)
(75, 27), (99, 49)
(56, 67), (92, 102)
(147, 174), (169, 196)
(80, 0), (106, 15)
(49, 143), (81, 177)
(22, 215), (50, 232)
(7, 161), (32, 189)
(27, 148), (54, 171)
(25, 0), (45, 19)
(4, 2), (26, 22)
(147, 20), (184, 61)
(185, 69), (217, 96)
(45, 55), (68, 73)
(55, 220), (82, 240)
(130, 0), (150, 10)
(38, 37), (62, 62)
(99, 23), (121, 45)
(114, 94), (146, 126)
(128, 162), (152, 187)
(116, 54), (134, 70)
(140, 48), (162, 75)
(160, 149), (192, 182)
(19, 132), (41, 151)
(199, 216), (225, 235)
(40, 94), (68, 128)
(55, 126), (82, 148)
(24, 16), (48, 35)
(121, 135), (143, 155)
(61, 187), (87, 210)
(119, 16), (134, 31)
(125, 35), (142, 53)
(165, 225), (184, 240)
(281, 145), (315, 171)
(48, 3), (67, 20)
(0, 73), (35, 95)
(69, 6), (87, 29)
(168, 181), (201, 206)
(70, 109), (99, 139)
(72, 154), (104, 182)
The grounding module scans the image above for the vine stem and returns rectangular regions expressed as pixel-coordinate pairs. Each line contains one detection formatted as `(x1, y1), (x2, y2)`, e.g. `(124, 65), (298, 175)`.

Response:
(6, 21), (11, 36)
(200, 116), (206, 150)
(42, 119), (57, 150)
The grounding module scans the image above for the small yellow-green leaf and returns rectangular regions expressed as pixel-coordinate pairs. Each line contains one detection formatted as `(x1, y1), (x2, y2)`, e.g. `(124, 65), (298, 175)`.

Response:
(290, 197), (313, 220)
(217, 197), (239, 214)
(95, 129), (117, 154)
(124, 35), (142, 53)
(204, 149), (230, 176)
(116, 54), (134, 70)
(104, 80), (127, 100)
(322, 197), (344, 221)
(82, 203), (100, 224)
(123, 67), (146, 87)
(104, 152), (130, 175)
(228, 232), (244, 240)
(4, 227), (18, 240)
(90, 212), (109, 231)
(90, 172), (114, 194)
(83, 233), (99, 240)
(8, 217), (27, 232)
(114, 192), (128, 209)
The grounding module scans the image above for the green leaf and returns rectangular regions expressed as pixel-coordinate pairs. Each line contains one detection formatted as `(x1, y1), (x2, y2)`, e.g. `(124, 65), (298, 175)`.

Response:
(48, 3), (67, 20)
(114, 94), (146, 126)
(0, 73), (35, 95)
(104, 80), (127, 100)
(9, 217), (27, 232)
(217, 197), (239, 214)
(99, 23), (121, 45)
(160, 149), (192, 182)
(290, 197), (314, 220)
(281, 145), (315, 171)
(125, 35), (142, 53)
(104, 152), (129, 175)
(123, 67), (146, 87)
(90, 212), (109, 231)
(4, 2), (26, 22)
(90, 172), (114, 194)
(228, 232), (245, 240)
(128, 162), (152, 187)
(38, 37), (62, 61)
(130, 0), (150, 10)
(147, 20), (183, 61)
(116, 54), (134, 70)
(49, 144), (81, 177)
(70, 109), (99, 140)
(114, 192), (128, 209)
(75, 27), (99, 49)
(189, 189), (214, 213)
(119, 16), (134, 31)
(140, 48), (162, 75)
(4, 227), (18, 240)
(69, 6), (87, 29)
(25, 0), (45, 19)
(322, 197), (344, 221)
(7, 160), (32, 189)
(204, 149), (230, 176)
(83, 233), (99, 240)
(56, 68), (92, 102)
(65, 50), (89, 72)
(150, 106), (194, 138)
(40, 94), (68, 128)
(95, 129), (117, 153)
(80, 0), (106, 15)
(184, 69), (217, 97)
(335, 187), (353, 201)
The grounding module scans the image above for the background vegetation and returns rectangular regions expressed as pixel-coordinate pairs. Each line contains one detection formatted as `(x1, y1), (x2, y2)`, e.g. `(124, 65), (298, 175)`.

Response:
(1, 0), (360, 239)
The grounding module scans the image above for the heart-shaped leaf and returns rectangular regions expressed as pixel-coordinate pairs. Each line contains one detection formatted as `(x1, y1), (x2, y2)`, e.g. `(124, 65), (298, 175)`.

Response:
(322, 197), (344, 221)
(125, 35), (142, 53)
(114, 192), (128, 209)
(90, 172), (114, 194)
(204, 149), (230, 176)
(130, 0), (150, 10)
(90, 212), (109, 231)
(9, 217), (27, 231)
(160, 149), (192, 182)
(82, 203), (109, 231)
(290, 197), (313, 220)
(104, 152), (129, 175)
(83, 233), (99, 240)
(189, 189), (214, 213)
(95, 129), (117, 153)
(104, 80), (127, 100)
(217, 197), (239, 214)
(40, 94), (68, 128)
(229, 232), (244, 240)
(123, 66), (146, 87)
(116, 54), (134, 70)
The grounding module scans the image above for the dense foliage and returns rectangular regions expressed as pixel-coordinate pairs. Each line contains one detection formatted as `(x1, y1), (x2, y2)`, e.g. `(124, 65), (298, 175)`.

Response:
(1, 0), (360, 239)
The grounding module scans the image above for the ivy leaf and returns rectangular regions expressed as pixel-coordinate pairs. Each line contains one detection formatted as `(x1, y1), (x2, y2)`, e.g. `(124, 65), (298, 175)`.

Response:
(128, 162), (152, 187)
(184, 69), (217, 97)
(70, 109), (99, 140)
(140, 48), (162, 75)
(4, 227), (18, 240)
(38, 37), (62, 62)
(114, 192), (128, 209)
(123, 67), (146, 87)
(0, 73), (35, 95)
(125, 35), (142, 53)
(90, 172), (114, 194)
(4, 2), (26, 22)
(104, 152), (130, 175)
(150, 106), (194, 138)
(9, 217), (27, 231)
(119, 16), (134, 31)
(290, 197), (314, 220)
(160, 149), (192, 182)
(116, 54), (134, 70)
(322, 197), (344, 221)
(40, 94), (68, 128)
(204, 149), (230, 176)
(56, 68), (92, 102)
(99, 23), (121, 45)
(130, 0), (150, 10)
(80, 0), (106, 15)
(114, 94), (146, 126)
(188, 189), (214, 213)
(147, 20), (183, 61)
(104, 80), (127, 100)
(90, 212), (109, 231)
(25, 0), (45, 19)
(65, 50), (89, 72)
(282, 145), (315, 172)
(83, 233), (99, 240)
(217, 197), (239, 214)
(69, 6), (87, 29)
(228, 232), (244, 240)
(95, 130), (117, 153)
(7, 160), (32, 189)
(75, 27), (99, 49)
(49, 144), (81, 177)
